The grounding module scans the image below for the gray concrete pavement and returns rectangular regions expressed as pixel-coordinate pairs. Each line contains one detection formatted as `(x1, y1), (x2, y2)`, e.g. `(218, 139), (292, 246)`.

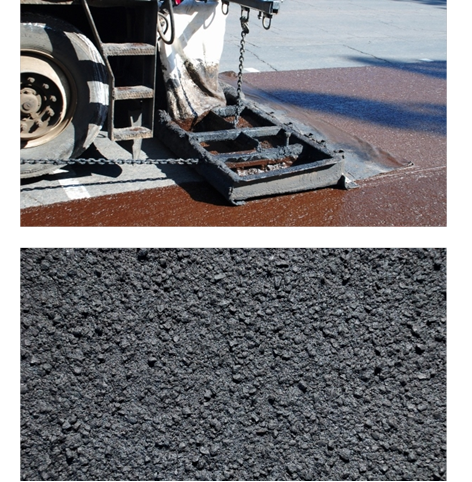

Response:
(20, 132), (202, 209)
(220, 0), (446, 72)
(20, 0), (447, 209)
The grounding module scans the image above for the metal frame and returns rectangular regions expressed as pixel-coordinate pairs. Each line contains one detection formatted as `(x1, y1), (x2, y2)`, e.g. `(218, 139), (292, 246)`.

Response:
(223, 0), (282, 15)
(156, 85), (348, 204)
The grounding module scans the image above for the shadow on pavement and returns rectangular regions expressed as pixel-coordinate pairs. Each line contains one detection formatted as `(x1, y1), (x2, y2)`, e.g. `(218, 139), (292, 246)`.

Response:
(347, 59), (446, 80)
(391, 0), (446, 8)
(238, 61), (446, 136)
(260, 89), (446, 135)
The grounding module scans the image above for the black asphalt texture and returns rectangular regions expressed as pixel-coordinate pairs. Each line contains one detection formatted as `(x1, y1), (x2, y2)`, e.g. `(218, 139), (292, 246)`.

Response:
(20, 249), (446, 481)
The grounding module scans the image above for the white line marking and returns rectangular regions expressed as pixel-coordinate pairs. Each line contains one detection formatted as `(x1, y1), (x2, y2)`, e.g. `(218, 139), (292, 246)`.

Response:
(54, 168), (91, 200)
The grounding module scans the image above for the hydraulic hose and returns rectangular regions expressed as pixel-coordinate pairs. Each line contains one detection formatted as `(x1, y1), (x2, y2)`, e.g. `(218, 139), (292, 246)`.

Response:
(158, 0), (175, 45)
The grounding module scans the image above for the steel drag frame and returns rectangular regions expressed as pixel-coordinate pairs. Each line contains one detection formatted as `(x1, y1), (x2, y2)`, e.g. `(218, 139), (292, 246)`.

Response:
(156, 85), (351, 205)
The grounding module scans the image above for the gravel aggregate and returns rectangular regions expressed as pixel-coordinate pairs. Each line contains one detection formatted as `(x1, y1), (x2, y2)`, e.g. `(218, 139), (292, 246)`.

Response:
(20, 248), (446, 480)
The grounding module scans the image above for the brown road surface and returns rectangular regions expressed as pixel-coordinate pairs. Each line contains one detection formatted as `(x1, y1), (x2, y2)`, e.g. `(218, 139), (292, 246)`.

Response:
(21, 62), (446, 226)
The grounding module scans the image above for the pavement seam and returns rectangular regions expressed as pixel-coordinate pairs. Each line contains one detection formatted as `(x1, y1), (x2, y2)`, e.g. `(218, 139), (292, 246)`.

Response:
(245, 47), (279, 72)
(343, 45), (398, 67)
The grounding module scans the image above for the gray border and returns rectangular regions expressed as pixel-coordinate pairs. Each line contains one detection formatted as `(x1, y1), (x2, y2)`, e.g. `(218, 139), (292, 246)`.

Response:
(8, 0), (460, 481)
(444, 0), (472, 481)
(0, 0), (20, 481)
(17, 227), (449, 248)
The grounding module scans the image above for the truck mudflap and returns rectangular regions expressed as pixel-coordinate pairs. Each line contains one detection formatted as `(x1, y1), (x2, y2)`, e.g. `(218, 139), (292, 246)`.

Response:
(155, 84), (353, 205)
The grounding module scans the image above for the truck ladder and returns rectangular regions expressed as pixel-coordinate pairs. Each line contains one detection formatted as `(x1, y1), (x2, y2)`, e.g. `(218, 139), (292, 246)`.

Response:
(80, 0), (158, 156)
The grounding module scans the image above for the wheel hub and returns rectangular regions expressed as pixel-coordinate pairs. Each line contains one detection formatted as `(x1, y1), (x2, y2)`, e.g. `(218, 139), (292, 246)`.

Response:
(20, 54), (72, 147)
(20, 87), (42, 115)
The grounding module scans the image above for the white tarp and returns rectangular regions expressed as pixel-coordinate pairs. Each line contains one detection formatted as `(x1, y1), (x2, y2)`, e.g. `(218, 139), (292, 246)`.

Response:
(159, 1), (227, 126)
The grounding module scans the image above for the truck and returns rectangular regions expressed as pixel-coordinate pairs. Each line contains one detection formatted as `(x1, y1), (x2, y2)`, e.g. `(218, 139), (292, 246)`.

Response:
(21, 1), (350, 204)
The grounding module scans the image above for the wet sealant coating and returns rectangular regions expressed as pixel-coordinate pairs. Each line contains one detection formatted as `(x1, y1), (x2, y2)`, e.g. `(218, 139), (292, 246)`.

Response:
(20, 63), (446, 226)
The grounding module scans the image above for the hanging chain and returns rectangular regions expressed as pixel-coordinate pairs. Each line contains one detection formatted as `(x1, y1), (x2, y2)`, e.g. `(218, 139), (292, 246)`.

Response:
(20, 157), (199, 166)
(234, 7), (250, 128)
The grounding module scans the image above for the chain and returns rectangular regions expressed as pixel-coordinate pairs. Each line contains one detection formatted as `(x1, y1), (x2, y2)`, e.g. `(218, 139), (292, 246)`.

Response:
(234, 7), (250, 128)
(20, 157), (199, 166)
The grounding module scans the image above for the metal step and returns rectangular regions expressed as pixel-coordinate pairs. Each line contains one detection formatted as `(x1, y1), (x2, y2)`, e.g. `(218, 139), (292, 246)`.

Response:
(113, 86), (154, 101)
(102, 43), (155, 57)
(112, 126), (153, 141)
(80, 1), (158, 145)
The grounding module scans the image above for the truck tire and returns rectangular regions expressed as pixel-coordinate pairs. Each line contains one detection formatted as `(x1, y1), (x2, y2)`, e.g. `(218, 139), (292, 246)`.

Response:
(20, 14), (109, 179)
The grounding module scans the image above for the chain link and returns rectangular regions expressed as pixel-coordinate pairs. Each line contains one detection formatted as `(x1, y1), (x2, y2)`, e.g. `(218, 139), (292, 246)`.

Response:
(234, 7), (250, 128)
(20, 157), (200, 166)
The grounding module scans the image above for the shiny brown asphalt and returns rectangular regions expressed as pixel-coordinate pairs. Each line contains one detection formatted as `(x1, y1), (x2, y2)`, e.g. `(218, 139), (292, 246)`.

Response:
(21, 62), (446, 226)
